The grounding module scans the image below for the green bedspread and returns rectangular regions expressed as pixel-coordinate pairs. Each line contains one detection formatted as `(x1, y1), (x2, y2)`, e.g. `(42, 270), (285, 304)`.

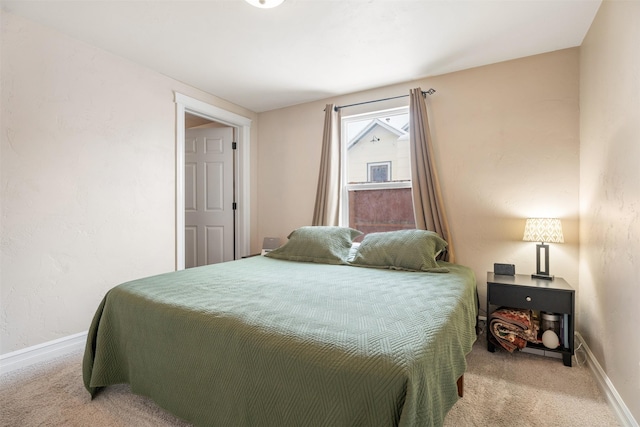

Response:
(83, 257), (477, 427)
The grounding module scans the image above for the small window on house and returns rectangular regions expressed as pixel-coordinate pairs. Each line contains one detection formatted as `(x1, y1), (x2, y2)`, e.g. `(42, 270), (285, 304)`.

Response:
(368, 161), (391, 182)
(341, 107), (415, 238)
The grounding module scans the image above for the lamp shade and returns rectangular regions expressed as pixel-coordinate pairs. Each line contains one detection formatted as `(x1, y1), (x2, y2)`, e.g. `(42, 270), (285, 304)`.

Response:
(523, 218), (564, 243)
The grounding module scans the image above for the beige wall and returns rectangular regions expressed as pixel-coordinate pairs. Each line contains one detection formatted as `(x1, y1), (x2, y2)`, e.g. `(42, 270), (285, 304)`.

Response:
(579, 0), (640, 422)
(258, 49), (580, 314)
(0, 11), (258, 354)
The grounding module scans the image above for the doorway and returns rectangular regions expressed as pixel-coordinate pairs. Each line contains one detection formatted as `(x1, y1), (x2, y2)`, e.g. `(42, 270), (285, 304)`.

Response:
(174, 93), (252, 271)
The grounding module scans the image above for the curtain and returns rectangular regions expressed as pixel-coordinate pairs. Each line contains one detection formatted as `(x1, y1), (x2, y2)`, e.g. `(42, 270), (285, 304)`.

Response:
(312, 104), (341, 226)
(409, 88), (455, 262)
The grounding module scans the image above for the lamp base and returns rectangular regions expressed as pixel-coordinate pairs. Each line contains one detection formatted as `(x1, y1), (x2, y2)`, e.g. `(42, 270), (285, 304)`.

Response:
(531, 273), (554, 281)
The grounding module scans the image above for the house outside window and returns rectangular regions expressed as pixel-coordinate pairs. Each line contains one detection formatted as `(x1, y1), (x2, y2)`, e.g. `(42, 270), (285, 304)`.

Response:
(342, 107), (415, 237)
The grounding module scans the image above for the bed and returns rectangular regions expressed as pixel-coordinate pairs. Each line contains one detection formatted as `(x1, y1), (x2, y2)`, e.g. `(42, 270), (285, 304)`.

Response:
(83, 227), (478, 427)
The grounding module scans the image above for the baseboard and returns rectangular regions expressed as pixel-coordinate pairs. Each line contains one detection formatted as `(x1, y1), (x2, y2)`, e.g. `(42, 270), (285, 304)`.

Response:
(0, 331), (87, 375)
(575, 332), (639, 427)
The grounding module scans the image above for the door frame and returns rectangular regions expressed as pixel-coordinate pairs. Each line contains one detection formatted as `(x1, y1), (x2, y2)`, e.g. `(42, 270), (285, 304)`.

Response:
(174, 92), (252, 270)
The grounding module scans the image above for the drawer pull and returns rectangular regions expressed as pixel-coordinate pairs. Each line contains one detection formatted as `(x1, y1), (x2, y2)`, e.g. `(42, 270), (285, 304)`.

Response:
(526, 296), (532, 302)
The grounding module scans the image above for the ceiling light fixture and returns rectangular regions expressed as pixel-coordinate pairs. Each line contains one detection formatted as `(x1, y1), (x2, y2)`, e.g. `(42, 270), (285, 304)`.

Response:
(244, 0), (284, 8)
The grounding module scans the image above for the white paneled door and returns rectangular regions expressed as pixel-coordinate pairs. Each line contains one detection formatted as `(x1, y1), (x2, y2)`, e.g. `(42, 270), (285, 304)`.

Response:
(184, 127), (235, 268)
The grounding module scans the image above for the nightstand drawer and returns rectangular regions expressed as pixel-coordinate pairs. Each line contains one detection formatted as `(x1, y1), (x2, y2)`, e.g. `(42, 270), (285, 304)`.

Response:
(489, 283), (572, 313)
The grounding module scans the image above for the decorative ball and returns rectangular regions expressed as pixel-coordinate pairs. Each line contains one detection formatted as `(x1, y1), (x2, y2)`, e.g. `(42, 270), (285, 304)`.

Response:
(542, 330), (560, 349)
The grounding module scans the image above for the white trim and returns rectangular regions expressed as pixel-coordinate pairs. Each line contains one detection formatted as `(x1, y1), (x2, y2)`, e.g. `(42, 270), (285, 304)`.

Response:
(174, 94), (252, 128)
(346, 181), (411, 192)
(0, 331), (87, 375)
(575, 332), (639, 427)
(174, 93), (252, 269)
(342, 105), (409, 122)
(175, 101), (186, 270)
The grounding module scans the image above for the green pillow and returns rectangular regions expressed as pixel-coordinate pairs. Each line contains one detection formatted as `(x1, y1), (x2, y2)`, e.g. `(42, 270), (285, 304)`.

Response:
(265, 226), (362, 265)
(350, 229), (449, 272)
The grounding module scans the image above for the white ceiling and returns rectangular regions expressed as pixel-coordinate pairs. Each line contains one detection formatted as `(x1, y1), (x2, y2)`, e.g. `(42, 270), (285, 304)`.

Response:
(1, 0), (602, 112)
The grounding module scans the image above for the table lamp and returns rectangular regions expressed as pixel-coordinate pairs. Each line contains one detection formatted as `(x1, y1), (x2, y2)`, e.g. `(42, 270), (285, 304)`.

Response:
(523, 218), (564, 280)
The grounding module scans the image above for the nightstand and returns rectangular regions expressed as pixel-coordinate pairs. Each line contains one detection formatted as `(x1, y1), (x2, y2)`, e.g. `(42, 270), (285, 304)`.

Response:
(487, 272), (575, 366)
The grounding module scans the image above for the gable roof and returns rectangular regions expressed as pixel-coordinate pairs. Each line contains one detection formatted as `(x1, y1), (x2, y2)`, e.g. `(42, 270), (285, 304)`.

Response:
(347, 119), (408, 150)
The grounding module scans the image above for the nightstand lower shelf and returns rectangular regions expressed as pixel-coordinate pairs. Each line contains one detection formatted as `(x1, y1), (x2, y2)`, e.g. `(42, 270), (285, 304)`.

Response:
(488, 335), (572, 366)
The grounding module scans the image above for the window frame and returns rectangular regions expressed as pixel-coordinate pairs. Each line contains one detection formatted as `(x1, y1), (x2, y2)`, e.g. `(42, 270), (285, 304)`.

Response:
(340, 106), (411, 227)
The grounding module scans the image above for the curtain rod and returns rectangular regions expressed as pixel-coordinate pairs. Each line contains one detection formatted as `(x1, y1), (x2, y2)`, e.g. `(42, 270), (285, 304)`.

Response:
(332, 88), (436, 112)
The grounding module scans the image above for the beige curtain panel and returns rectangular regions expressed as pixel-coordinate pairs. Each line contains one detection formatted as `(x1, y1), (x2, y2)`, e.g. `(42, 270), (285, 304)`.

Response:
(312, 104), (341, 226)
(409, 88), (455, 262)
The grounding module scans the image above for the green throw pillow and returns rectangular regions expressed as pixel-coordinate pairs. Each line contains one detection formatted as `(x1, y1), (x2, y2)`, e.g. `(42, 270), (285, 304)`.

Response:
(265, 226), (362, 265)
(350, 229), (449, 272)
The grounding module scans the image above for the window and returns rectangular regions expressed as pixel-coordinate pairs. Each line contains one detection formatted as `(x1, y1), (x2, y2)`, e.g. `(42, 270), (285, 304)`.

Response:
(341, 107), (415, 237)
(368, 161), (391, 182)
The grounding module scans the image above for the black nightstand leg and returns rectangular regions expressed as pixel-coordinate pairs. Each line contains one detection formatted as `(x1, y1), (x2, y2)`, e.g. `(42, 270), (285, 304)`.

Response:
(563, 353), (572, 367)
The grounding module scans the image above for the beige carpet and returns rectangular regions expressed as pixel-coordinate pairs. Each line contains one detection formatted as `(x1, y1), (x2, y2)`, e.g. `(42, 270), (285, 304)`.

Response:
(443, 335), (619, 426)
(0, 334), (620, 427)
